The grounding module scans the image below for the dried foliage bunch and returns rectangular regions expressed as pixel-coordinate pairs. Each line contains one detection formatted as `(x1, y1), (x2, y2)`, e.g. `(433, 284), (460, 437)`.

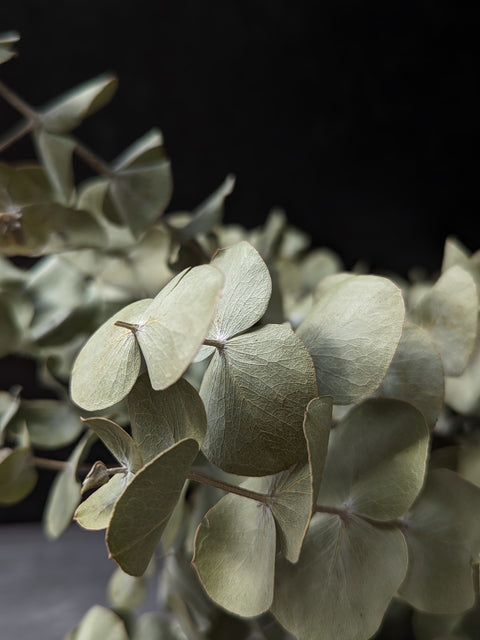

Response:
(1, 33), (480, 640)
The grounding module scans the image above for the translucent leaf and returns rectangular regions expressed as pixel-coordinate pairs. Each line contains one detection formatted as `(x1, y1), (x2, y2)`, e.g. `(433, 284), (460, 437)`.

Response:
(271, 513), (408, 640)
(196, 241), (271, 361)
(411, 265), (478, 376)
(399, 468), (480, 614)
(105, 130), (172, 236)
(67, 605), (128, 640)
(0, 446), (37, 505)
(12, 399), (83, 449)
(318, 398), (429, 520)
(34, 130), (76, 204)
(128, 373), (207, 463)
(179, 174), (235, 239)
(201, 323), (317, 475)
(40, 73), (118, 134)
(0, 31), (19, 64)
(193, 492), (276, 617)
(75, 473), (129, 530)
(70, 298), (152, 410)
(81, 417), (143, 473)
(107, 566), (147, 609)
(297, 274), (405, 404)
(43, 432), (95, 539)
(267, 395), (332, 562)
(107, 438), (199, 576)
(375, 322), (445, 429)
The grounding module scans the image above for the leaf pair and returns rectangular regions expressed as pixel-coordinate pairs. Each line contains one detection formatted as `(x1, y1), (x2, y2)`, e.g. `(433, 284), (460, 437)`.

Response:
(70, 264), (223, 410)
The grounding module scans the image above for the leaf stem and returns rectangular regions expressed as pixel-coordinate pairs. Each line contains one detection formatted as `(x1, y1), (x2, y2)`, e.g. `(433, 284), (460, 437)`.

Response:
(114, 320), (139, 332)
(0, 79), (40, 123)
(315, 504), (407, 530)
(73, 139), (114, 178)
(203, 338), (226, 349)
(30, 456), (91, 473)
(187, 468), (272, 506)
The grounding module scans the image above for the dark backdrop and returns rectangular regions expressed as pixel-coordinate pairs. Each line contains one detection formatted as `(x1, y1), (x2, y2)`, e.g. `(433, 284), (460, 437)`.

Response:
(0, 1), (479, 522)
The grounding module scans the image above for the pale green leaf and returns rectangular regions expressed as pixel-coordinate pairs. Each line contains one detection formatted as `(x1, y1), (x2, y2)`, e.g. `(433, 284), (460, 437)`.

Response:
(445, 330), (480, 416)
(179, 174), (235, 239)
(0, 446), (37, 504)
(297, 274), (405, 404)
(411, 265), (478, 376)
(40, 73), (118, 134)
(81, 417), (143, 472)
(107, 438), (199, 576)
(43, 432), (95, 539)
(201, 323), (317, 475)
(271, 513), (408, 640)
(375, 321), (445, 429)
(132, 613), (180, 640)
(70, 298), (151, 410)
(128, 373), (207, 463)
(34, 130), (76, 204)
(193, 492), (276, 617)
(13, 399), (83, 449)
(0, 387), (21, 445)
(318, 398), (429, 520)
(0, 295), (21, 357)
(399, 468), (480, 614)
(0, 31), (19, 64)
(107, 566), (147, 609)
(67, 605), (128, 640)
(75, 473), (129, 530)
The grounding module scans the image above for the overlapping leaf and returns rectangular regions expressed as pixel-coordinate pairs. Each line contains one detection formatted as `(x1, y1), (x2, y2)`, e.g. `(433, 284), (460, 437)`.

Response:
(297, 274), (405, 404)
(81, 417), (143, 473)
(0, 446), (37, 505)
(71, 263), (223, 410)
(66, 605), (128, 640)
(398, 468), (480, 614)
(33, 130), (76, 204)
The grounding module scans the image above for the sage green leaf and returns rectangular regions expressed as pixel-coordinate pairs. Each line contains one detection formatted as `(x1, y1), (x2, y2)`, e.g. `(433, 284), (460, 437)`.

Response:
(0, 295), (21, 357)
(135, 265), (223, 390)
(0, 387), (21, 445)
(318, 398), (429, 520)
(399, 468), (480, 614)
(196, 241), (272, 361)
(445, 331), (480, 416)
(75, 473), (129, 530)
(67, 605), (128, 640)
(271, 513), (408, 640)
(161, 480), (189, 551)
(297, 274), (405, 404)
(105, 129), (172, 236)
(411, 265), (478, 377)
(107, 566), (148, 609)
(43, 432), (95, 539)
(375, 322), (445, 429)
(70, 298), (151, 410)
(128, 373), (207, 463)
(442, 236), (480, 293)
(0, 446), (37, 505)
(267, 396), (332, 562)
(40, 73), (118, 134)
(107, 438), (199, 576)
(179, 174), (235, 239)
(201, 323), (317, 476)
(0, 31), (19, 64)
(12, 399), (83, 449)
(34, 130), (76, 204)
(132, 613), (179, 640)
(81, 417), (143, 473)
(193, 492), (276, 617)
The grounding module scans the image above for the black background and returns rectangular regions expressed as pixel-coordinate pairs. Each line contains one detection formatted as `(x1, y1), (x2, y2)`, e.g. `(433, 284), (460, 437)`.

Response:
(0, 2), (479, 525)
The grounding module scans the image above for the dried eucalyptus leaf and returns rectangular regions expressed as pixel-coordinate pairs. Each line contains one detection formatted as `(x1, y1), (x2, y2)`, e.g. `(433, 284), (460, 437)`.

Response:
(81, 417), (143, 472)
(131, 613), (180, 640)
(107, 438), (199, 576)
(107, 566), (148, 610)
(193, 492), (276, 617)
(411, 265), (478, 377)
(0, 387), (21, 445)
(0, 31), (19, 64)
(318, 398), (429, 520)
(75, 473), (129, 530)
(0, 295), (21, 357)
(128, 373), (207, 463)
(34, 130), (76, 204)
(201, 323), (317, 476)
(399, 468), (480, 614)
(13, 399), (83, 449)
(271, 513), (408, 640)
(445, 331), (480, 417)
(179, 174), (235, 239)
(0, 446), (37, 505)
(40, 73), (118, 134)
(67, 604), (128, 640)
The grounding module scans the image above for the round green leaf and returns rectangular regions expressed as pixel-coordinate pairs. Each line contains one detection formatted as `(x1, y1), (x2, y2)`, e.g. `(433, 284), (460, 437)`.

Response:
(68, 605), (128, 640)
(135, 265), (223, 390)
(399, 468), (480, 614)
(201, 323), (318, 476)
(193, 492), (276, 617)
(81, 417), (143, 473)
(271, 513), (408, 640)
(34, 130), (76, 204)
(128, 373), (207, 463)
(107, 438), (199, 576)
(75, 473), (129, 530)
(70, 298), (151, 410)
(445, 331), (480, 416)
(297, 274), (405, 404)
(375, 321), (445, 429)
(0, 446), (37, 505)
(13, 399), (83, 449)
(318, 398), (429, 520)
(107, 566), (148, 610)
(411, 265), (478, 377)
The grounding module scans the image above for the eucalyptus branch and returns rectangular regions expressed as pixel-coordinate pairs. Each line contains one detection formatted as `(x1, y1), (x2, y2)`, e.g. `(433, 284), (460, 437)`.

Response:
(73, 138), (114, 178)
(187, 468), (272, 506)
(30, 456), (92, 473)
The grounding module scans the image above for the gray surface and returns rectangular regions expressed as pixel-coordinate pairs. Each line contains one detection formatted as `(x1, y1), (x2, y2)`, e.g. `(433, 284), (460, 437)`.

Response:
(0, 522), (132, 639)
